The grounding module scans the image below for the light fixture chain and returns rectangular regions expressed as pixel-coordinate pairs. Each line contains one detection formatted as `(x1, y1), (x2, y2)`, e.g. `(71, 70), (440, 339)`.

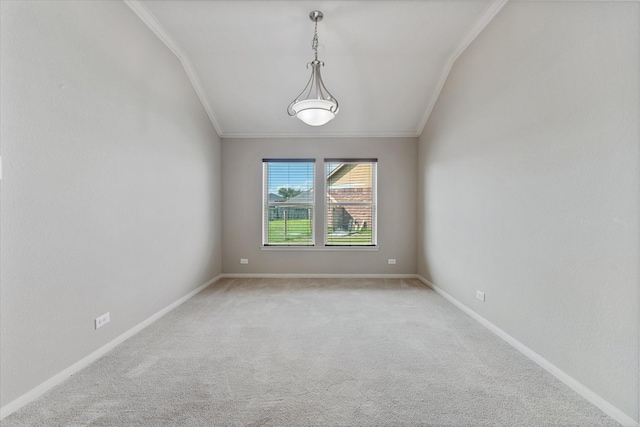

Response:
(312, 20), (319, 60)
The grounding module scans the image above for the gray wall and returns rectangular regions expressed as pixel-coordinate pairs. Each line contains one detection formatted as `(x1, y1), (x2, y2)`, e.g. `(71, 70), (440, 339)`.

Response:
(222, 137), (417, 275)
(0, 1), (222, 407)
(417, 1), (638, 422)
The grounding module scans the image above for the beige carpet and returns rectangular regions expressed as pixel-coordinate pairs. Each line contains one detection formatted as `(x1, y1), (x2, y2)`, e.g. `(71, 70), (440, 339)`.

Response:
(2, 278), (619, 426)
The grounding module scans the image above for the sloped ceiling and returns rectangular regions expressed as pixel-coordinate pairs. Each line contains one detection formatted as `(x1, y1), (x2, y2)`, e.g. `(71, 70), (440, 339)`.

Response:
(126, 0), (507, 138)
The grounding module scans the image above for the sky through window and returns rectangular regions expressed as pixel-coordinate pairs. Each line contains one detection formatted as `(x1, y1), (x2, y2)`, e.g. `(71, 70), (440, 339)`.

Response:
(267, 163), (314, 194)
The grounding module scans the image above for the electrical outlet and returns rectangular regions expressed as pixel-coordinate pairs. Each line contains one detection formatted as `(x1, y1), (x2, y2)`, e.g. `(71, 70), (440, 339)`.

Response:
(388, 259), (396, 265)
(476, 290), (485, 302)
(240, 258), (248, 264)
(95, 312), (110, 329)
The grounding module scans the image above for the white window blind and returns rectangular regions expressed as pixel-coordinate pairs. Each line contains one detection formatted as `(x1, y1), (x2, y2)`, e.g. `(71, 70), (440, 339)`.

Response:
(325, 159), (377, 246)
(262, 159), (315, 246)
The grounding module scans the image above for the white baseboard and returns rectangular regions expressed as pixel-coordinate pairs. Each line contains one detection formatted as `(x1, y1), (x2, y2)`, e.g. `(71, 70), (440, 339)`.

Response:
(0, 275), (222, 421)
(416, 275), (638, 427)
(220, 273), (418, 279)
(5, 273), (634, 426)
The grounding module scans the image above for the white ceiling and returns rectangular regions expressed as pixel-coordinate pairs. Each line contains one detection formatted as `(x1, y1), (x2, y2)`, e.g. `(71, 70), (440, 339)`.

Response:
(126, 0), (507, 138)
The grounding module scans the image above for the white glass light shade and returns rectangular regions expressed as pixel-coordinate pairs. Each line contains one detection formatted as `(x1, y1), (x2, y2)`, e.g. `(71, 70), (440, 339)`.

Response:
(291, 99), (337, 126)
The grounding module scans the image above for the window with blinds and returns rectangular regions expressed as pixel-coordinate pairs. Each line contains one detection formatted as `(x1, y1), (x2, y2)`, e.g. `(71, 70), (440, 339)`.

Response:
(262, 159), (315, 246)
(325, 159), (377, 246)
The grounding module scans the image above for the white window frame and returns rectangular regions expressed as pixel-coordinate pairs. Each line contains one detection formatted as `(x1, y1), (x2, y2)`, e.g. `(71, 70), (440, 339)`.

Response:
(262, 158), (316, 247)
(324, 158), (378, 247)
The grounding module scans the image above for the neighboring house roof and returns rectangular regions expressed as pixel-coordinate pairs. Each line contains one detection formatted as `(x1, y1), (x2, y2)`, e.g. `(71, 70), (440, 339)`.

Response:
(268, 193), (284, 202)
(282, 189), (314, 204)
(327, 163), (372, 189)
(327, 163), (353, 181)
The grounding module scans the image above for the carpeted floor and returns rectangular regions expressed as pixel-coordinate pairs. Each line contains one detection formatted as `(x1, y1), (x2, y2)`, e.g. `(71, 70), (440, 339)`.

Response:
(2, 278), (619, 426)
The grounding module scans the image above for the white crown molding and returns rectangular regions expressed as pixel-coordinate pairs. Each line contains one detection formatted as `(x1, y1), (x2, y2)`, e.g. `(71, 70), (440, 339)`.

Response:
(416, 275), (639, 427)
(220, 131), (420, 140)
(221, 273), (418, 279)
(124, 0), (223, 138)
(416, 0), (509, 137)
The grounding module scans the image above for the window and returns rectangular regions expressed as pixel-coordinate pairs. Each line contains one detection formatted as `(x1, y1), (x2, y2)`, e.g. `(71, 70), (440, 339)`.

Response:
(325, 159), (377, 246)
(262, 159), (315, 246)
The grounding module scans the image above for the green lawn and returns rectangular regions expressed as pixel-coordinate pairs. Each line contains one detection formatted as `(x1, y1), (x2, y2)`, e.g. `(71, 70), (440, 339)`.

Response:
(267, 219), (313, 245)
(267, 219), (373, 245)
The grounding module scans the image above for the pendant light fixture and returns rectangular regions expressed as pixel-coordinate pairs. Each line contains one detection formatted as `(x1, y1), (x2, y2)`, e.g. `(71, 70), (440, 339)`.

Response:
(287, 10), (339, 126)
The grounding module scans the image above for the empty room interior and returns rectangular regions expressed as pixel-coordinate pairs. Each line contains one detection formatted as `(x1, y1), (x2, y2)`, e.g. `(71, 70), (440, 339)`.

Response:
(1, 0), (638, 426)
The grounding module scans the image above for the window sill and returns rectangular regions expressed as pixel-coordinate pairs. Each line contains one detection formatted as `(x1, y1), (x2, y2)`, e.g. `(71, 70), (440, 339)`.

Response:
(260, 245), (379, 252)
